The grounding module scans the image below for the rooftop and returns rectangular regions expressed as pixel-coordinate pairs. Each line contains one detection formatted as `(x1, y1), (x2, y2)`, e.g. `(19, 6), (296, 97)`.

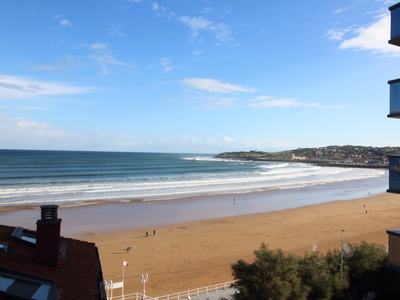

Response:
(0, 224), (105, 300)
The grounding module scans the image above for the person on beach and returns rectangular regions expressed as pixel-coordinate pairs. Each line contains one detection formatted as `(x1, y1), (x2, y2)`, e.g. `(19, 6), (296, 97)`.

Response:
(146, 231), (148, 237)
(153, 230), (155, 236)
(127, 246), (131, 252)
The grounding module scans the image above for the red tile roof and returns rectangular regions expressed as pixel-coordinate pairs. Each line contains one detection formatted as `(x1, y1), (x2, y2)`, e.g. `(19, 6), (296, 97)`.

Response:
(0, 225), (105, 300)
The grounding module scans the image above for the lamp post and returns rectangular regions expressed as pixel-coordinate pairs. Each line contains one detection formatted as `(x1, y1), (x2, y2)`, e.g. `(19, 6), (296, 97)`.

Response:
(341, 230), (346, 280)
(141, 273), (148, 300)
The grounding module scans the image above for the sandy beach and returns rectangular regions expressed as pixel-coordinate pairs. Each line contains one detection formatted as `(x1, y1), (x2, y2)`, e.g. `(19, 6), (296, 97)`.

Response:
(72, 191), (398, 298)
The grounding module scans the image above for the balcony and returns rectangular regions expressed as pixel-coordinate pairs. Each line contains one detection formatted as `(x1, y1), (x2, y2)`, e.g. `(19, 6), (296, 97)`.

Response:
(388, 79), (400, 118)
(387, 155), (400, 193)
(389, 3), (400, 46)
(387, 229), (400, 272)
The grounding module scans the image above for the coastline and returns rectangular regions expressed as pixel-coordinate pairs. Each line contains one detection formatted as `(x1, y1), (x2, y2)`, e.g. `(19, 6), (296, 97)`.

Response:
(0, 172), (397, 297)
(0, 172), (388, 237)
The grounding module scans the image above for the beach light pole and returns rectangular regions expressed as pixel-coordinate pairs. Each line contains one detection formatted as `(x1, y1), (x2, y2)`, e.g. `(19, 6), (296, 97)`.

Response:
(141, 273), (148, 300)
(122, 260), (129, 299)
(341, 230), (346, 280)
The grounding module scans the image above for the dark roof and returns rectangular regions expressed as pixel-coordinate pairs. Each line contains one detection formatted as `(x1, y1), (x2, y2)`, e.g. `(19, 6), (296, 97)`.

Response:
(0, 225), (105, 300)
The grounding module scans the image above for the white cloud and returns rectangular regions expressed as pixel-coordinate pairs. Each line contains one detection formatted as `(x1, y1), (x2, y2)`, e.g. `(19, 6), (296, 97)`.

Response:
(0, 75), (93, 100)
(180, 16), (232, 42)
(180, 16), (212, 37)
(30, 53), (85, 72)
(0, 113), (139, 151)
(0, 114), (66, 148)
(209, 23), (232, 42)
(164, 66), (176, 72)
(248, 98), (303, 108)
(248, 95), (348, 109)
(160, 57), (177, 72)
(0, 113), (294, 153)
(160, 57), (171, 66)
(333, 3), (359, 14)
(249, 95), (274, 102)
(193, 50), (204, 55)
(90, 43), (110, 50)
(329, 12), (400, 56)
(87, 44), (134, 75)
(152, 2), (159, 11)
(128, 0), (142, 2)
(209, 136), (293, 152)
(224, 136), (237, 142)
(180, 78), (256, 93)
(325, 28), (351, 41)
(203, 97), (238, 109)
(89, 52), (128, 75)
(60, 19), (71, 27)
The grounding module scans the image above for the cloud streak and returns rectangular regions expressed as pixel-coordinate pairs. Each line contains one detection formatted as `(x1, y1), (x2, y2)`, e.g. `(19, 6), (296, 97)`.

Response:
(0, 75), (94, 99)
(248, 96), (348, 109)
(180, 78), (256, 93)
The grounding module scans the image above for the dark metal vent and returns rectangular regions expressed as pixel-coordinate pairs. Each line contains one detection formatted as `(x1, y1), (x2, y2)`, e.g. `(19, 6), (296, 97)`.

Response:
(40, 205), (59, 221)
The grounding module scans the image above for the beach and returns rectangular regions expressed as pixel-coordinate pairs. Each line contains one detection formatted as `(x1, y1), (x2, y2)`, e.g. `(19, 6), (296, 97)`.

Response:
(0, 174), (397, 298)
(90, 192), (400, 297)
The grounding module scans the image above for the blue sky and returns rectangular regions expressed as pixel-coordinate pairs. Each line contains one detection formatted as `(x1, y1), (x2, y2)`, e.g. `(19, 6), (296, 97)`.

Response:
(1, 0), (400, 153)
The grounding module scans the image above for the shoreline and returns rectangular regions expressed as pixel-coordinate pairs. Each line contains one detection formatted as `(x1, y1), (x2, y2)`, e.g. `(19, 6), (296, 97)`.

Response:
(0, 169), (387, 213)
(0, 173), (388, 237)
(0, 172), (396, 297)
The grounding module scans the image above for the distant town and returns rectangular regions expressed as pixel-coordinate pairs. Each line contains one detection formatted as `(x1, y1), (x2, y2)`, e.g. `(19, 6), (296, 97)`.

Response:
(215, 145), (400, 168)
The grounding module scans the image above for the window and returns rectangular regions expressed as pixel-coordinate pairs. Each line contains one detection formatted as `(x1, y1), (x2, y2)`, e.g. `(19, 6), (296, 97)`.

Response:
(9, 227), (36, 246)
(0, 267), (55, 300)
(0, 242), (8, 252)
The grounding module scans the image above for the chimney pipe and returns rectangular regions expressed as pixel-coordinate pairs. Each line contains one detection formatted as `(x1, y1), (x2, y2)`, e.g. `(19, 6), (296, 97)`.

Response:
(35, 205), (62, 268)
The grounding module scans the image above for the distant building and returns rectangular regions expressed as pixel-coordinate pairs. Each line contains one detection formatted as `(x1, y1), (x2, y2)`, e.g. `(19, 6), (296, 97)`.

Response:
(0, 205), (106, 300)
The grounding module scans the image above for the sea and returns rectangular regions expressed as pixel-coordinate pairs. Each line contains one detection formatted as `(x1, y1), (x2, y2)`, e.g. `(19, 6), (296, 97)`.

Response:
(0, 149), (387, 210)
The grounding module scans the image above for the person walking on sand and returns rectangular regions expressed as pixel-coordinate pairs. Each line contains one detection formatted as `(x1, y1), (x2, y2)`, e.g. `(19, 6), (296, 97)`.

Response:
(153, 230), (155, 236)
(126, 246), (131, 253)
(146, 231), (148, 237)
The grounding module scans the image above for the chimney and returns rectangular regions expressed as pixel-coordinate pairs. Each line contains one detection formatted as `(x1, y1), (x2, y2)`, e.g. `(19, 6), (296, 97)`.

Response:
(35, 205), (62, 268)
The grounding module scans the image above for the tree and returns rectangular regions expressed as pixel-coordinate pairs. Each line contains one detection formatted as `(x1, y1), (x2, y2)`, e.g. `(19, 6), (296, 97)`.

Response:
(345, 241), (400, 300)
(298, 250), (347, 300)
(232, 244), (309, 300)
(232, 242), (400, 300)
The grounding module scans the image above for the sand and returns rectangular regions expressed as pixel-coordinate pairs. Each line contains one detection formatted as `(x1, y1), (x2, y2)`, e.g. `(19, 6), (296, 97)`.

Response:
(75, 192), (400, 298)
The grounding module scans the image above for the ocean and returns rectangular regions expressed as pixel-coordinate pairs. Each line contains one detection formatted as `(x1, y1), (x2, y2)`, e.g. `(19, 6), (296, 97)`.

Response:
(0, 149), (386, 210)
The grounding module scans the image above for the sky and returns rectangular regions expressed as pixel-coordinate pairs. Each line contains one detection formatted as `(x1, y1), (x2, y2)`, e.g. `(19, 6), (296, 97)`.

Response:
(1, 0), (400, 154)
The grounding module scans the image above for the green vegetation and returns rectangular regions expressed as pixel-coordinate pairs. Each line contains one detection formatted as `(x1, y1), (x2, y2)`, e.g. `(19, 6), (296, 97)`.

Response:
(231, 242), (400, 300)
